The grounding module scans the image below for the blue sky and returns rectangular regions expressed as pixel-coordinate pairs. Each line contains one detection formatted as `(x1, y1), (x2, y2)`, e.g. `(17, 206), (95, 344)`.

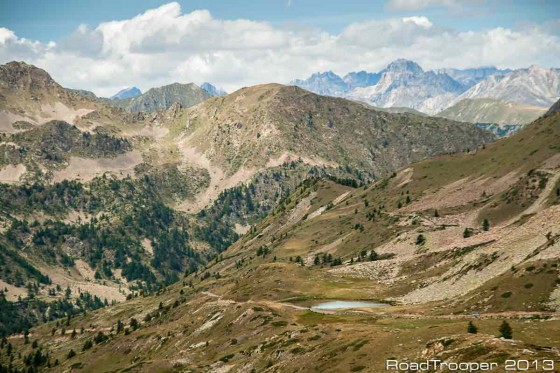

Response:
(0, 0), (558, 96)
(2, 0), (559, 41)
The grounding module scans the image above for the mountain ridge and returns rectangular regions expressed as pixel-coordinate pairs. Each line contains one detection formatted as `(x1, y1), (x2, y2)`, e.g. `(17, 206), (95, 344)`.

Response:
(293, 60), (560, 116)
(110, 82), (211, 112)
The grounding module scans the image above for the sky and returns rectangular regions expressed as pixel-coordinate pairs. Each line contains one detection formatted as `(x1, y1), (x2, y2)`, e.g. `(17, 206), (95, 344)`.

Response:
(0, 0), (559, 96)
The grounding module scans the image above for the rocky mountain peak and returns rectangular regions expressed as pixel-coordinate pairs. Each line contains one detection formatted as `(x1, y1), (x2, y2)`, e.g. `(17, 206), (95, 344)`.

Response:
(0, 61), (60, 92)
(291, 71), (347, 96)
(385, 59), (423, 74)
(110, 86), (142, 100)
(166, 101), (183, 119)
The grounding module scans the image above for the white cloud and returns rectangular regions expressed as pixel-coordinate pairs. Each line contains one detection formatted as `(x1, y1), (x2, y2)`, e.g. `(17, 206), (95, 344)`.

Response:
(0, 2), (558, 96)
(402, 16), (433, 28)
(0, 28), (16, 44)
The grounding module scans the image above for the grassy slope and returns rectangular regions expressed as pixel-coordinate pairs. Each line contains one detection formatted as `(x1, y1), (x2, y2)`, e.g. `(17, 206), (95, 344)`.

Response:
(1, 111), (559, 373)
(180, 84), (495, 176)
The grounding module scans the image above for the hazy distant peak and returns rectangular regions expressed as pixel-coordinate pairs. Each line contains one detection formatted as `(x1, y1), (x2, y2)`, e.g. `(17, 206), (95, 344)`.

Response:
(110, 87), (142, 100)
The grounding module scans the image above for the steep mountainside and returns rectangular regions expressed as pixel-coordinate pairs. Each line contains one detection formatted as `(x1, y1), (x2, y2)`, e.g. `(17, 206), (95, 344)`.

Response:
(4, 101), (559, 373)
(110, 82), (211, 112)
(453, 66), (560, 108)
(0, 61), (138, 134)
(437, 98), (547, 126)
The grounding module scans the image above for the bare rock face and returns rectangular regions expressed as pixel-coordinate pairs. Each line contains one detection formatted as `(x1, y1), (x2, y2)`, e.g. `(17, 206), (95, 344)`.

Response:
(166, 101), (183, 120)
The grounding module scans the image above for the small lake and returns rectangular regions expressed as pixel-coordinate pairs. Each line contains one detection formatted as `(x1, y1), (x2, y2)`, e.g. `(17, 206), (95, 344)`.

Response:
(310, 300), (390, 311)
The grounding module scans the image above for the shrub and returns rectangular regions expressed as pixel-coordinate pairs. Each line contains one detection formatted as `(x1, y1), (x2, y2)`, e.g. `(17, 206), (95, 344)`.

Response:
(82, 340), (93, 351)
(501, 291), (512, 298)
(499, 321), (512, 339)
(467, 321), (478, 334)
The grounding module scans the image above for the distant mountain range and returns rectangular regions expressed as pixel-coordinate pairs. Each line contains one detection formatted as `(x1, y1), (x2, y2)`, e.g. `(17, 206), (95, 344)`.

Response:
(348, 59), (465, 114)
(292, 60), (559, 122)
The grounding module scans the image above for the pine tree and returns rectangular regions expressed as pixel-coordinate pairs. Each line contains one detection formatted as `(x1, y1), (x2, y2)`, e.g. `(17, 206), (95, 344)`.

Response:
(130, 318), (139, 330)
(499, 321), (512, 339)
(467, 321), (477, 334)
(82, 340), (93, 351)
(482, 218), (490, 231)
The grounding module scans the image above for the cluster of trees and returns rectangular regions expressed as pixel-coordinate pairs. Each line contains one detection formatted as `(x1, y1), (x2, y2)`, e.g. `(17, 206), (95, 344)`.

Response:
(12, 121), (131, 166)
(0, 289), (108, 337)
(256, 246), (270, 257)
(325, 175), (361, 188)
(467, 320), (512, 339)
(350, 249), (378, 264)
(463, 218), (491, 238)
(2, 176), (213, 291)
(312, 253), (343, 266)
